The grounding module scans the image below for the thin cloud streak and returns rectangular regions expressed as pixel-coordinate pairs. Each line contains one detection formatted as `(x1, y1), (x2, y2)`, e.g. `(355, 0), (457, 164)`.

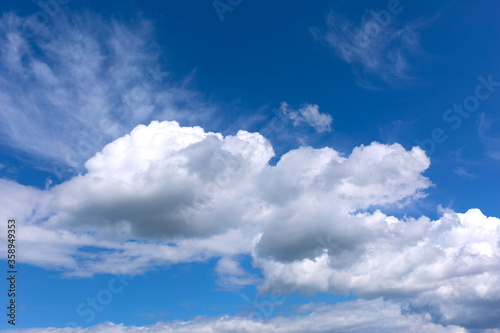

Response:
(312, 11), (436, 88)
(0, 11), (212, 175)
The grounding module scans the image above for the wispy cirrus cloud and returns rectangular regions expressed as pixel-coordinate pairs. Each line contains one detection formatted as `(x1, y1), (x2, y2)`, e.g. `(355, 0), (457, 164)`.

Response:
(1, 7), (500, 332)
(312, 10), (435, 88)
(479, 112), (500, 160)
(0, 11), (211, 176)
(454, 167), (475, 179)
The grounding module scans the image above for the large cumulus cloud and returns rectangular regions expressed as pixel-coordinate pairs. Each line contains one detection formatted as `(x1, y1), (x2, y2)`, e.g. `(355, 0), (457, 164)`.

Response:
(254, 208), (500, 328)
(2, 120), (500, 330)
(46, 120), (274, 239)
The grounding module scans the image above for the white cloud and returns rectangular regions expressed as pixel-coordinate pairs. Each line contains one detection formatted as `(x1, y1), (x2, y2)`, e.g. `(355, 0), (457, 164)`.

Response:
(45, 120), (274, 240)
(312, 11), (434, 87)
(3, 120), (431, 275)
(279, 102), (333, 132)
(0, 7), (498, 333)
(454, 167), (475, 179)
(215, 256), (261, 288)
(2, 299), (468, 333)
(14, 226), (254, 277)
(38, 121), (430, 250)
(254, 208), (500, 328)
(0, 178), (51, 224)
(1, 120), (499, 329)
(0, 12), (210, 174)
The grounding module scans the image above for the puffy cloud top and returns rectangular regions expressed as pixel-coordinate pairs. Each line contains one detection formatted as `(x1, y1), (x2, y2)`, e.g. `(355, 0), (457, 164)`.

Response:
(2, 120), (499, 329)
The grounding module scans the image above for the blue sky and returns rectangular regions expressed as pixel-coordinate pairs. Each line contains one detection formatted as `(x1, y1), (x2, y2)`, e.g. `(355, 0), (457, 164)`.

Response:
(0, 0), (500, 332)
